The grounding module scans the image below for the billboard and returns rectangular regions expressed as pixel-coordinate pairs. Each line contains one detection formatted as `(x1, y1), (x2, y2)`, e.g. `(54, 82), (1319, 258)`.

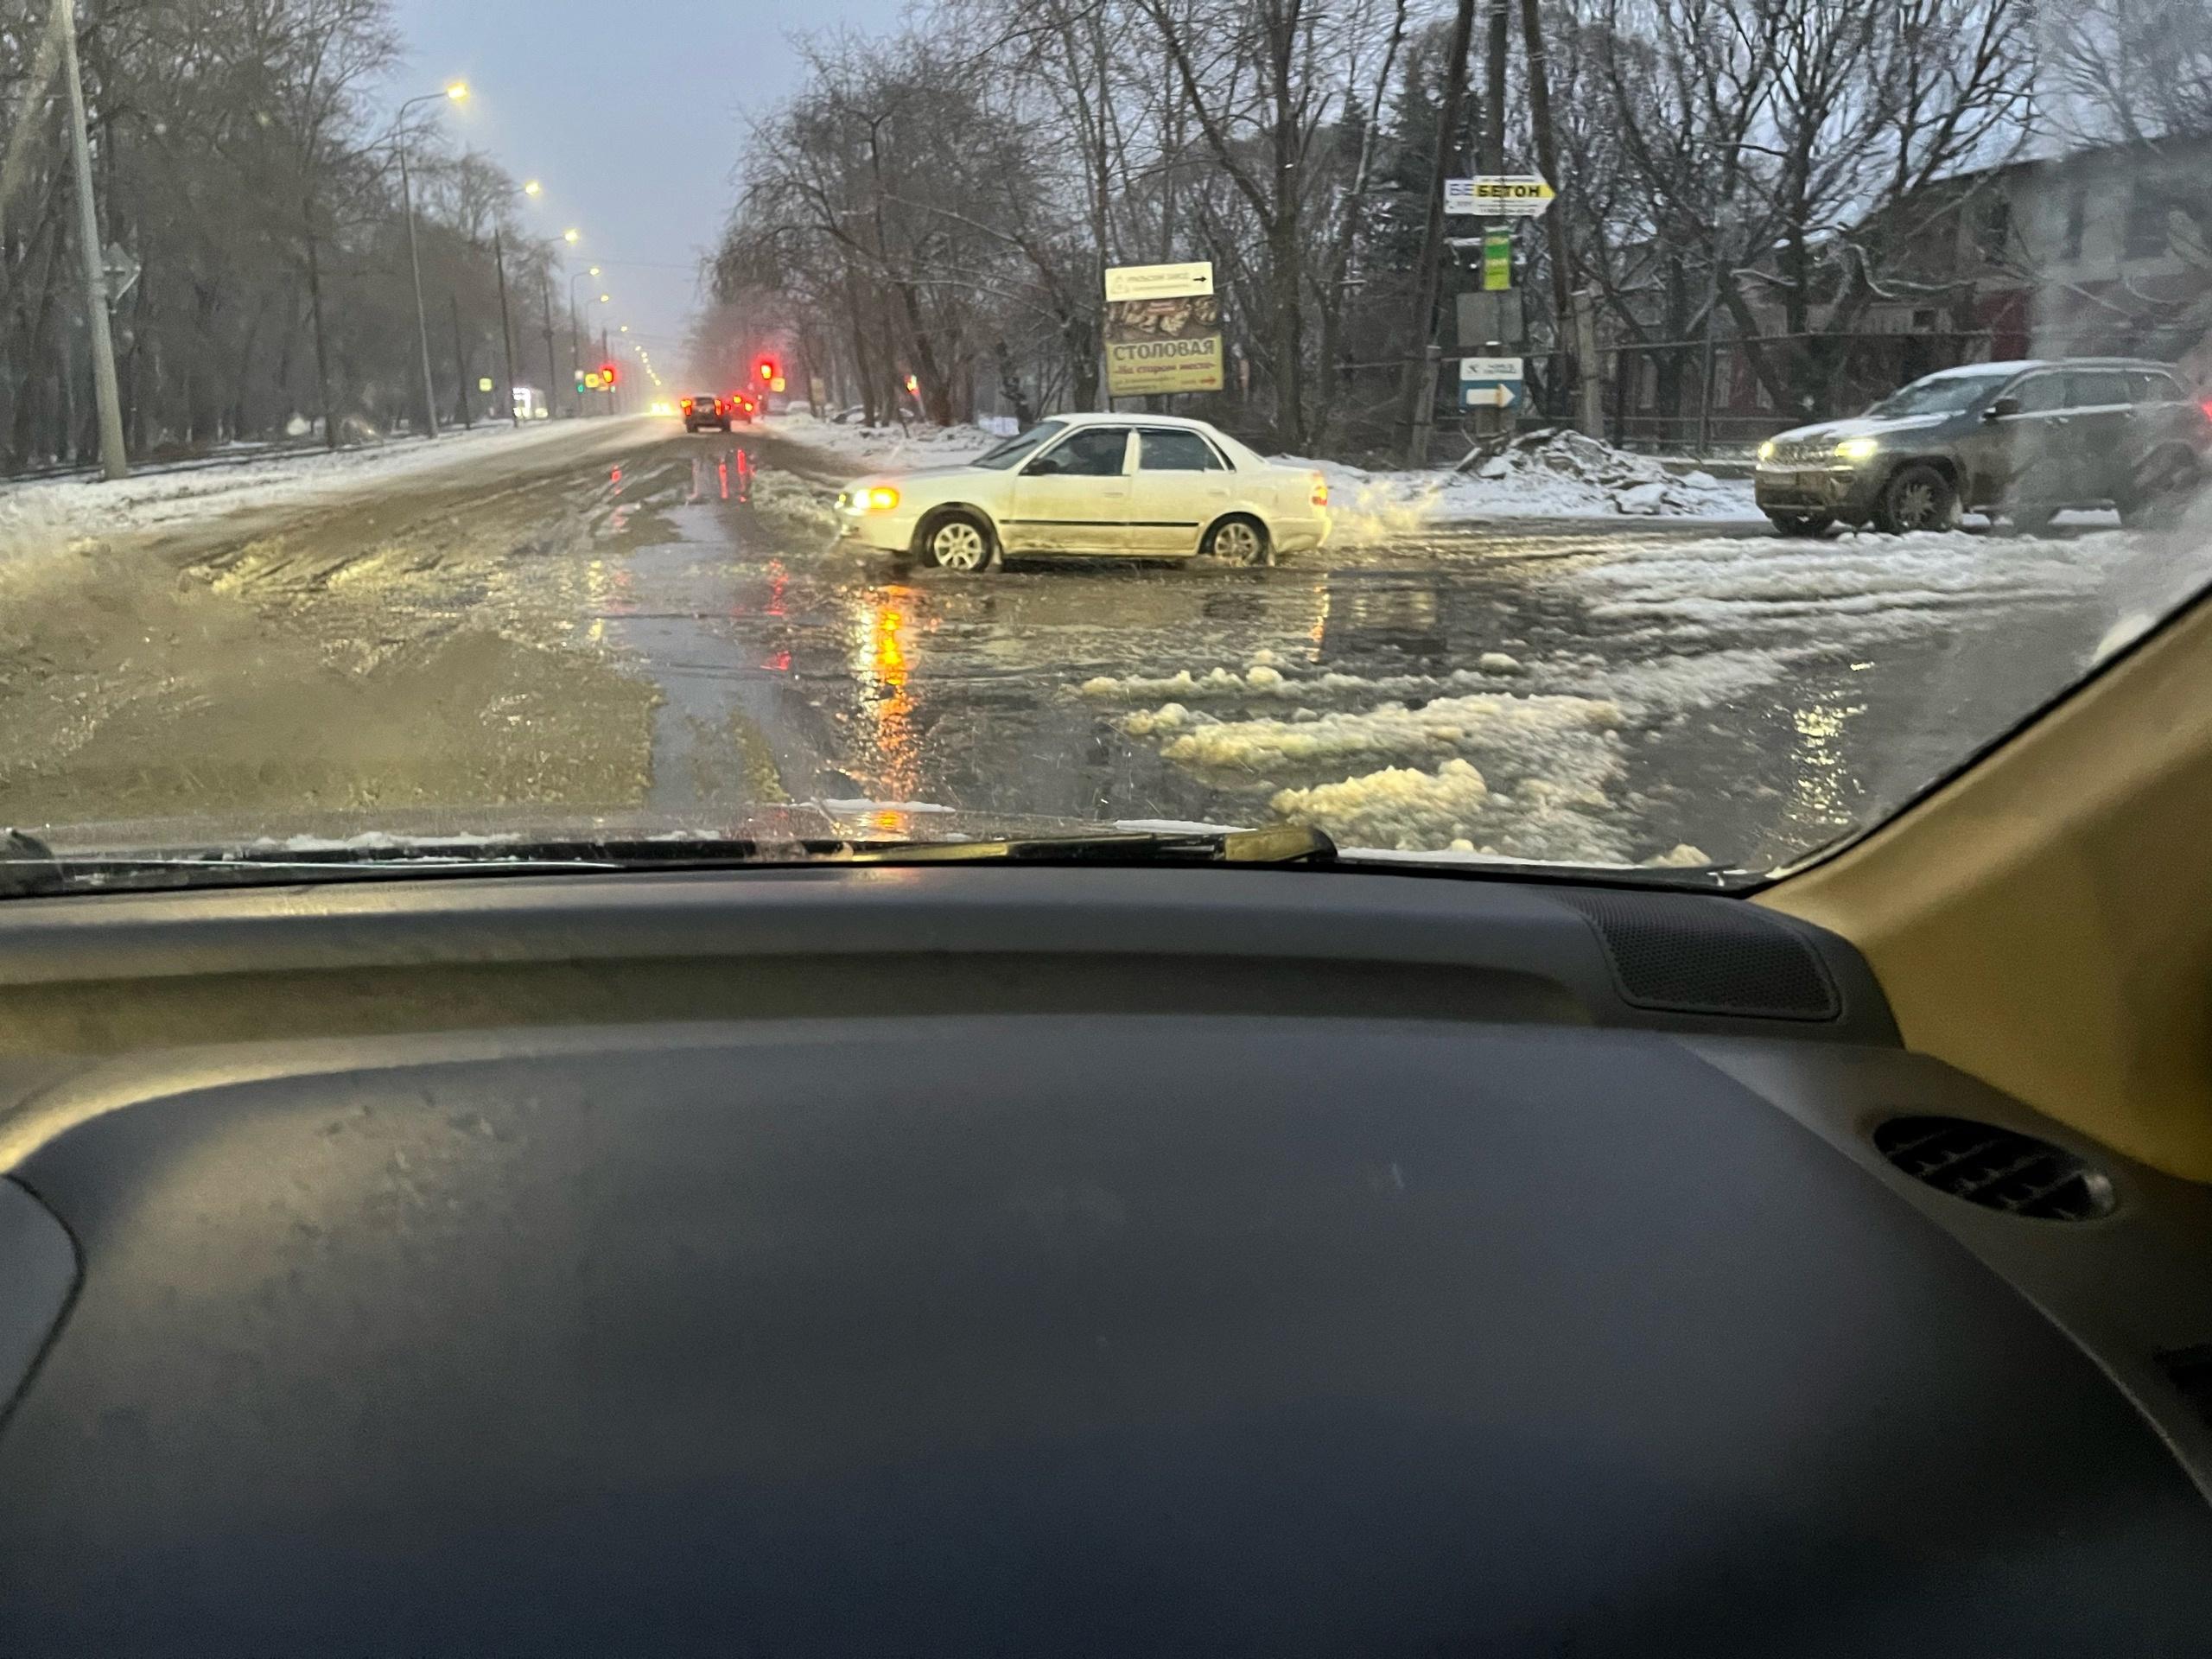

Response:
(1104, 262), (1224, 396)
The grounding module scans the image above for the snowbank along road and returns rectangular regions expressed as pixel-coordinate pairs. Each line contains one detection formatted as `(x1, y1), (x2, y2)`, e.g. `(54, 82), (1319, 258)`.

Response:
(1, 415), (2197, 873)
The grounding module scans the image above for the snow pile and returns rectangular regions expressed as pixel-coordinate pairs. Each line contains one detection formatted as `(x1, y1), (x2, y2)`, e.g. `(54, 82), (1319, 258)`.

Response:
(1577, 526), (2155, 651)
(1295, 429), (1756, 537)
(0, 418), (616, 569)
(1081, 645), (1802, 725)
(1151, 689), (1624, 779)
(1268, 757), (1640, 863)
(772, 411), (1000, 474)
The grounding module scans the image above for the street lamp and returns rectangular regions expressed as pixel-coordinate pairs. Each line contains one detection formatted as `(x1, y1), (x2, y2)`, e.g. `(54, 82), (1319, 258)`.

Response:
(392, 80), (470, 441)
(524, 180), (542, 197)
(563, 228), (581, 245)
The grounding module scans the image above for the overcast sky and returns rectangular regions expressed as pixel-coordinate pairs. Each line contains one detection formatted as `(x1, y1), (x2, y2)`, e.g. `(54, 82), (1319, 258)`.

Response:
(386, 0), (906, 368)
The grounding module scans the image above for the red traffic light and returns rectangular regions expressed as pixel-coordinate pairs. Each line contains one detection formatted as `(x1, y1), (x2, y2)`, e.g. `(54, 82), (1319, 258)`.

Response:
(755, 356), (776, 384)
(599, 362), (619, 387)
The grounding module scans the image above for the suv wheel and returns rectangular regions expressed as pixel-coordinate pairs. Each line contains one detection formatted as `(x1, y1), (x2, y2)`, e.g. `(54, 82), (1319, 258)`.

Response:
(1876, 463), (1960, 534)
(2120, 448), (2206, 529)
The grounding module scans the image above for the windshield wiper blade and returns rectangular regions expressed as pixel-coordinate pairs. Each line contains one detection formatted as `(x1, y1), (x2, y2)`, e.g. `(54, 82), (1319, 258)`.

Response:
(0, 824), (1337, 899)
(833, 824), (1337, 868)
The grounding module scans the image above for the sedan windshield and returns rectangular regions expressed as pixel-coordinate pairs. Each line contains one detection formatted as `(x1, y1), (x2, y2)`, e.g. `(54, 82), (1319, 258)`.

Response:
(1866, 374), (2018, 418)
(2, 0), (2209, 892)
(969, 422), (1066, 469)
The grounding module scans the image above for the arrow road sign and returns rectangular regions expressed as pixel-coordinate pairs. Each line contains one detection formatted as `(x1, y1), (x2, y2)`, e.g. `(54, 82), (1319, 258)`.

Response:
(1445, 175), (1556, 218)
(1459, 355), (1524, 411)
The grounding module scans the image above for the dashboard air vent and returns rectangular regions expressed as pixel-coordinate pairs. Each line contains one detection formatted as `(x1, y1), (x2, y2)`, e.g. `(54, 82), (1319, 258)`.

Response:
(1873, 1116), (2114, 1221)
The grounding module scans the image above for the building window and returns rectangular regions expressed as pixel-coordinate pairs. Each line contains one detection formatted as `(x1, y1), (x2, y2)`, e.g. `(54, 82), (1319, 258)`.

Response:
(1911, 308), (1938, 331)
(1979, 195), (2012, 263)
(2126, 181), (2177, 260)
(2062, 185), (2088, 261)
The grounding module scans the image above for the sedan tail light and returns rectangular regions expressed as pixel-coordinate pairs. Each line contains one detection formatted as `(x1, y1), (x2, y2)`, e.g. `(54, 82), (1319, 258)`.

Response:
(1310, 472), (1330, 508)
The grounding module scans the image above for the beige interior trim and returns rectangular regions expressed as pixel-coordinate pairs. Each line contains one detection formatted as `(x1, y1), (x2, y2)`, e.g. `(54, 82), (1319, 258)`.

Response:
(1761, 592), (2212, 1183)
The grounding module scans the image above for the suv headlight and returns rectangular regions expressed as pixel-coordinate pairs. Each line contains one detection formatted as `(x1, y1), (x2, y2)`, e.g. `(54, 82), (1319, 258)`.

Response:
(1758, 439), (1777, 462)
(1834, 437), (1880, 462)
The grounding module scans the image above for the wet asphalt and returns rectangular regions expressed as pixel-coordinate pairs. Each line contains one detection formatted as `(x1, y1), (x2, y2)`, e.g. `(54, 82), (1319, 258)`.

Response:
(0, 416), (2152, 871)
(590, 426), (2133, 871)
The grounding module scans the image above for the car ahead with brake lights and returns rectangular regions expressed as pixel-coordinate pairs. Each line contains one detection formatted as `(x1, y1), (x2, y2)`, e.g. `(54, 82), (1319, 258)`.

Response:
(682, 394), (732, 433)
(1754, 358), (2211, 536)
(834, 413), (1331, 572)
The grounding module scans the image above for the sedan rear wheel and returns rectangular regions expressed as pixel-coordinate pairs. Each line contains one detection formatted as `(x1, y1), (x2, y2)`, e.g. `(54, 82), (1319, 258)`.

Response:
(1205, 516), (1272, 567)
(924, 512), (994, 573)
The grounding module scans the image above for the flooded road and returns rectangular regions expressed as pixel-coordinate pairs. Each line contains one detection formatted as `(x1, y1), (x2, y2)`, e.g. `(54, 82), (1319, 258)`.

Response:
(0, 418), (2176, 872)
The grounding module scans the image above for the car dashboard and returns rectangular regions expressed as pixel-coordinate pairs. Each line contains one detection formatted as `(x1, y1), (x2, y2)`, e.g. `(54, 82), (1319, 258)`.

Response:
(1, 864), (2209, 1653)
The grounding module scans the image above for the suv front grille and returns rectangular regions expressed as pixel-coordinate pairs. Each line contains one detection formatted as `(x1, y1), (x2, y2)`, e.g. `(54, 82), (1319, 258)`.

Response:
(1766, 440), (1832, 465)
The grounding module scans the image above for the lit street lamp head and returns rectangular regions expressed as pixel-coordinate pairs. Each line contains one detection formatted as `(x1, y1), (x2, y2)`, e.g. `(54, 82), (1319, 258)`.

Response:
(524, 181), (541, 197)
(446, 81), (469, 101)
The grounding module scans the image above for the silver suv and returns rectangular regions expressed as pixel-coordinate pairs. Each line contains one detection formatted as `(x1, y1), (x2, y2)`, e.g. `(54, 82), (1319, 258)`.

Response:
(1754, 359), (2211, 535)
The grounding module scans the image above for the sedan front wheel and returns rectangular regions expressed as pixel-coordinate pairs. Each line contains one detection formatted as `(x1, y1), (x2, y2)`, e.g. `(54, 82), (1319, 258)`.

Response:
(922, 511), (995, 573)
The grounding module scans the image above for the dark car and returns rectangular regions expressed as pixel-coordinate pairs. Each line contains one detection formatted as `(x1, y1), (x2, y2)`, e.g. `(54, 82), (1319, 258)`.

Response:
(682, 393), (731, 433)
(1755, 359), (2211, 535)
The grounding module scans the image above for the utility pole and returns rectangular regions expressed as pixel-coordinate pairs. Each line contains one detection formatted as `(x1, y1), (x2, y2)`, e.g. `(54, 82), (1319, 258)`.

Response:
(539, 271), (559, 422)
(599, 325), (609, 417)
(493, 227), (520, 428)
(569, 290), (582, 414)
(1573, 288), (1604, 437)
(449, 293), (473, 429)
(1520, 0), (1574, 418)
(1400, 0), (1479, 467)
(1481, 0), (1513, 448)
(55, 0), (127, 480)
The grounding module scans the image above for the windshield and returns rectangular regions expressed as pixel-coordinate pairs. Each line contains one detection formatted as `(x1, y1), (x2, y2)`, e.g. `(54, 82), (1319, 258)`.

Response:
(3, 0), (2209, 889)
(1866, 374), (2020, 418)
(969, 422), (1068, 469)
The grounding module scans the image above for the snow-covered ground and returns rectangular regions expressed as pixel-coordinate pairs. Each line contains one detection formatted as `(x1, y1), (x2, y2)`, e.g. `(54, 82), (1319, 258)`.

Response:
(772, 413), (1759, 530)
(0, 418), (622, 569)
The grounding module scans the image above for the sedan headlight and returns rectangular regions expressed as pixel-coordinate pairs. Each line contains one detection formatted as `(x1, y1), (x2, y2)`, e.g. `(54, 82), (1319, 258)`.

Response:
(1757, 439), (1777, 462)
(864, 486), (900, 512)
(1834, 437), (1880, 463)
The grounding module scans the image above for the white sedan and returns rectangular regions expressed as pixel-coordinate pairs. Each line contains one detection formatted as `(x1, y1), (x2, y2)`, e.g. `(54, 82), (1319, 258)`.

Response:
(835, 412), (1331, 571)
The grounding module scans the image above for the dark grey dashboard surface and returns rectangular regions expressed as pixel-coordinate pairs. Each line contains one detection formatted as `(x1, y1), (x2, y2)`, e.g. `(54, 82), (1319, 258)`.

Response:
(0, 866), (2208, 1655)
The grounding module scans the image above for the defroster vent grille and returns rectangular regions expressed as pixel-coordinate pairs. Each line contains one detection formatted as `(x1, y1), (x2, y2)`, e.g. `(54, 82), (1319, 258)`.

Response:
(1873, 1116), (2115, 1221)
(1554, 890), (1840, 1020)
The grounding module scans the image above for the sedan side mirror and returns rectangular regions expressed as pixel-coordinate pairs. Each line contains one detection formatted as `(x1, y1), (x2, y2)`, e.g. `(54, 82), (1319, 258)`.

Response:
(1986, 396), (2021, 420)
